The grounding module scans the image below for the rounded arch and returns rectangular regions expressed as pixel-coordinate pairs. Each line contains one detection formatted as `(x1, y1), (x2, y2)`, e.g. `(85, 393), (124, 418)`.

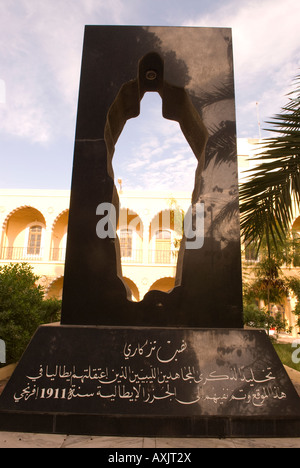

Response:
(46, 275), (64, 300)
(122, 277), (140, 302)
(1, 206), (47, 260)
(119, 203), (144, 220)
(148, 277), (175, 294)
(292, 215), (300, 230)
(51, 209), (69, 261)
(118, 207), (143, 237)
(2, 205), (46, 231)
(51, 209), (69, 232)
(149, 209), (183, 240)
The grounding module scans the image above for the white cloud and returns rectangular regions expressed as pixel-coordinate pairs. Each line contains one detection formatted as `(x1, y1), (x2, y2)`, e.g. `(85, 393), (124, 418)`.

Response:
(1, 0), (299, 190)
(186, 0), (300, 76)
(0, 0), (130, 143)
(113, 93), (198, 191)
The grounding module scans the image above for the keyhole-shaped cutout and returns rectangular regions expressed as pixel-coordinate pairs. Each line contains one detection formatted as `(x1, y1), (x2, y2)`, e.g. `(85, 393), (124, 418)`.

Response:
(114, 92), (198, 192)
(104, 52), (208, 303)
(113, 92), (199, 301)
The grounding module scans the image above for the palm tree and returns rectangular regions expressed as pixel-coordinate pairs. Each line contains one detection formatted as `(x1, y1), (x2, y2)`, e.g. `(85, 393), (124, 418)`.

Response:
(240, 73), (300, 254)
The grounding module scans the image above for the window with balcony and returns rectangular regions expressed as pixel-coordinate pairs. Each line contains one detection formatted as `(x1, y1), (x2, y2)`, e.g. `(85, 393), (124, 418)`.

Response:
(154, 230), (172, 264)
(26, 225), (43, 257)
(120, 229), (133, 259)
(119, 229), (143, 263)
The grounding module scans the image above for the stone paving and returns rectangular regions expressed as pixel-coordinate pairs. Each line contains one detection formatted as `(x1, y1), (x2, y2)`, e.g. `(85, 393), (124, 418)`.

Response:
(0, 432), (300, 448)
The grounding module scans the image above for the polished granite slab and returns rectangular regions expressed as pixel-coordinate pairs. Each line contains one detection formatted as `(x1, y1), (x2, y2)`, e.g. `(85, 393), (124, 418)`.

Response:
(1, 326), (300, 437)
(61, 26), (243, 328)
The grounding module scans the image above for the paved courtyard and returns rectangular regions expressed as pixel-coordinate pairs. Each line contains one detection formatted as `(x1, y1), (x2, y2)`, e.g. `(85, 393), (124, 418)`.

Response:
(0, 432), (300, 448)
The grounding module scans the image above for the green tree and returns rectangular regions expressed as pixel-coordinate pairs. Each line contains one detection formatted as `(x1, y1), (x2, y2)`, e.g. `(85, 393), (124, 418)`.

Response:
(243, 302), (266, 329)
(243, 302), (290, 334)
(286, 276), (300, 328)
(243, 255), (291, 334)
(242, 230), (297, 334)
(0, 263), (61, 364)
(240, 73), (300, 251)
(240, 73), (300, 333)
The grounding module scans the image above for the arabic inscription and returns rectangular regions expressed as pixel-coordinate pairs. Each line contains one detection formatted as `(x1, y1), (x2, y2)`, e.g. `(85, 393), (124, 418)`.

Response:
(13, 338), (287, 411)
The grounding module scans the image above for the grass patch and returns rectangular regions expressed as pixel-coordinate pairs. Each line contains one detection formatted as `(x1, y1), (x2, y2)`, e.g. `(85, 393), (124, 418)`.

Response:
(273, 343), (300, 372)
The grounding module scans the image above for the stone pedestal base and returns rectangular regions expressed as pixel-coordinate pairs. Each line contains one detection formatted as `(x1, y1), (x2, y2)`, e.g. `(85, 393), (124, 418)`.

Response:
(1, 325), (300, 437)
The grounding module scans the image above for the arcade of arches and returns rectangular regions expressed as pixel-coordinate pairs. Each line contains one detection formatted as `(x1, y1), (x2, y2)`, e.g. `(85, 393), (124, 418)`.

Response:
(1, 187), (300, 335)
(0, 189), (188, 305)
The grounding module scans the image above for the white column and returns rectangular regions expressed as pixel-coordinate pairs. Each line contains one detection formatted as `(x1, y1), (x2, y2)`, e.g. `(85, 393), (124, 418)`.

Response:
(142, 221), (150, 265)
(42, 226), (53, 262)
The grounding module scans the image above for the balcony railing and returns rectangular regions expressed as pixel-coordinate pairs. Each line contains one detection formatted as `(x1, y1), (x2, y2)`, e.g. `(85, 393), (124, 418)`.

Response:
(50, 248), (66, 262)
(120, 249), (178, 265)
(0, 247), (177, 265)
(148, 249), (178, 265)
(0, 247), (66, 262)
(121, 249), (143, 264)
(0, 246), (43, 261)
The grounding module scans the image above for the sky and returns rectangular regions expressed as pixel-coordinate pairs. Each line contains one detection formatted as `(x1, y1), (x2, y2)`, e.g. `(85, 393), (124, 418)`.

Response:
(0, 0), (299, 192)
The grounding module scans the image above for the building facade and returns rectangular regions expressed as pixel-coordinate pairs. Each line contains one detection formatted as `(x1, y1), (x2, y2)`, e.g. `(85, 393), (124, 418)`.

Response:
(1, 139), (300, 335)
(0, 188), (191, 303)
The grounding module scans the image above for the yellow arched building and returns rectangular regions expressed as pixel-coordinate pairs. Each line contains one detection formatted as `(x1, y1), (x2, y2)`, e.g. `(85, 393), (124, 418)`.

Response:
(0, 139), (300, 336)
(0, 188), (190, 302)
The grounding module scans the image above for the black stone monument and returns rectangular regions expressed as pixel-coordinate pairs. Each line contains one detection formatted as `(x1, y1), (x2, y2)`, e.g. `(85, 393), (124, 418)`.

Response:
(61, 25), (243, 328)
(0, 26), (300, 437)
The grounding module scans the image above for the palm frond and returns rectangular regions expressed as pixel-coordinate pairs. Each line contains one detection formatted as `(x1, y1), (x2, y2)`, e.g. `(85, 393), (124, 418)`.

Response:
(205, 121), (236, 167)
(198, 75), (234, 109)
(240, 73), (300, 251)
